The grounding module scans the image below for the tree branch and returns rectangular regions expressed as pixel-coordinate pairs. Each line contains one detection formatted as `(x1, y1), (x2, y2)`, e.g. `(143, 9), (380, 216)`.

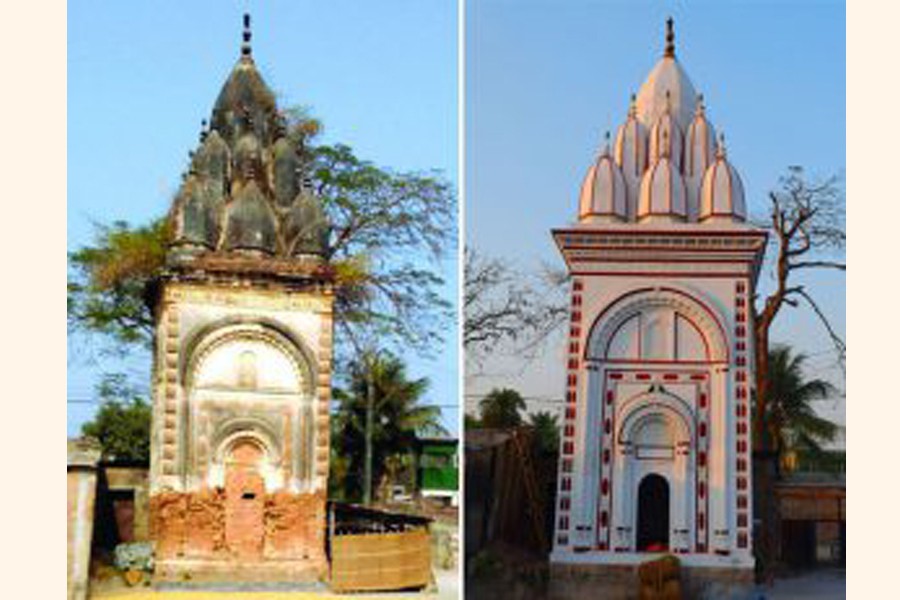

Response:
(789, 261), (846, 271)
(794, 288), (846, 375)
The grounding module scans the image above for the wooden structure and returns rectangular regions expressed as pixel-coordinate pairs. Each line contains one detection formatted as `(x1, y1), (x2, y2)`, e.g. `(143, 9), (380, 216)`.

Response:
(328, 503), (433, 592)
(775, 477), (845, 568)
(465, 428), (555, 559)
(331, 529), (431, 592)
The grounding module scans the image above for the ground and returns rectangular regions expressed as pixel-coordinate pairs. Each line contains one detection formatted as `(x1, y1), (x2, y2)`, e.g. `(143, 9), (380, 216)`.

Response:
(90, 567), (459, 599)
(756, 568), (845, 600)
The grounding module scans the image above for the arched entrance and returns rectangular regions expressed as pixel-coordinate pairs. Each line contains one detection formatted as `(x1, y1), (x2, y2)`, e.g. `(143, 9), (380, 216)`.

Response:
(637, 473), (669, 551)
(224, 440), (266, 559)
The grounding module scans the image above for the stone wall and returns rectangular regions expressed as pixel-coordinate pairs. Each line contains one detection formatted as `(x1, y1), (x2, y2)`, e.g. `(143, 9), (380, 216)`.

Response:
(67, 439), (101, 600)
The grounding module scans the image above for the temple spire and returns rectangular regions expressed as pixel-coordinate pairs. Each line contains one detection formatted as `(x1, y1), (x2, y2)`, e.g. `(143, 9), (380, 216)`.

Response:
(241, 13), (252, 58)
(664, 17), (675, 58)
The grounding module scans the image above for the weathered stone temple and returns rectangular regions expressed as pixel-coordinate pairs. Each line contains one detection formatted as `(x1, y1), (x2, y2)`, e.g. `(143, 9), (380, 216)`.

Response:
(148, 15), (333, 584)
(549, 19), (766, 592)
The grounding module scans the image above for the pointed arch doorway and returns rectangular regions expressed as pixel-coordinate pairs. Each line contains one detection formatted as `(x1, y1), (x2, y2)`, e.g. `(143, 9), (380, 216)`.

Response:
(637, 473), (670, 552)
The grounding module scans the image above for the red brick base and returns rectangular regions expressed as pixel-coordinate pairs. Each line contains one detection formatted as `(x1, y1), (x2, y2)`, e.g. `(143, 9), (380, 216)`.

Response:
(149, 489), (327, 583)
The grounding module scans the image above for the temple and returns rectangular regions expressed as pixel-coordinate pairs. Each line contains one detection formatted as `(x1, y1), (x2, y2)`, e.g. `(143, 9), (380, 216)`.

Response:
(550, 18), (766, 587)
(147, 14), (334, 585)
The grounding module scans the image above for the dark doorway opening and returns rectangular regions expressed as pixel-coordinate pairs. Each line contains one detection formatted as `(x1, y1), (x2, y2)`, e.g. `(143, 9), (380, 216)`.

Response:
(637, 473), (669, 551)
(110, 489), (136, 543)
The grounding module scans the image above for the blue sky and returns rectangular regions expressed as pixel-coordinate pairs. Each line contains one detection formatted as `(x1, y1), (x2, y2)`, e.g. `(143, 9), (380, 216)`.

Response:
(465, 1), (846, 430)
(67, 1), (459, 435)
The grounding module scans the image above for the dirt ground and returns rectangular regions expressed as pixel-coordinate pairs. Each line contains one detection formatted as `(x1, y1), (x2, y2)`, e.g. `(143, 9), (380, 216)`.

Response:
(755, 568), (845, 600)
(90, 568), (459, 600)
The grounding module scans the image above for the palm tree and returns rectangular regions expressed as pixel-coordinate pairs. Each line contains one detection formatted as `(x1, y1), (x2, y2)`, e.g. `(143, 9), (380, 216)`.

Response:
(332, 351), (446, 501)
(764, 345), (840, 473)
(479, 387), (526, 429)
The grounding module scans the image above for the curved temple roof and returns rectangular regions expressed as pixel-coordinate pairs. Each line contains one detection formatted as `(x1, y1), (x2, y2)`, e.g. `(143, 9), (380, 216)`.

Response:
(578, 18), (746, 225)
(170, 14), (329, 261)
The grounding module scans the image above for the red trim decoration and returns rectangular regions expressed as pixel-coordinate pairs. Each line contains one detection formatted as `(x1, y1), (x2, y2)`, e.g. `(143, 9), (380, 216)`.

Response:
(554, 279), (585, 548)
(733, 278), (751, 552)
(601, 368), (711, 552)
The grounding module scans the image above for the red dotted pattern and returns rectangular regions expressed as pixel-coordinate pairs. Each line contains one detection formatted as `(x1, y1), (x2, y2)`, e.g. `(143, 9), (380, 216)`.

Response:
(556, 279), (583, 547)
(597, 369), (710, 553)
(734, 279), (751, 550)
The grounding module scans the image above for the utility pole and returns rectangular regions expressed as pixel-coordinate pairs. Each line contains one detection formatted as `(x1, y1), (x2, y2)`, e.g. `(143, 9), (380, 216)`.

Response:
(363, 350), (376, 505)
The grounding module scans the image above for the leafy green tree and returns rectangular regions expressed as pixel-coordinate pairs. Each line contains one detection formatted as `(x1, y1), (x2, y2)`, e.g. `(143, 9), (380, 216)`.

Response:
(67, 113), (456, 359)
(528, 411), (560, 456)
(479, 388), (526, 429)
(764, 345), (840, 472)
(463, 413), (483, 430)
(67, 220), (170, 351)
(81, 374), (152, 462)
(331, 352), (446, 501)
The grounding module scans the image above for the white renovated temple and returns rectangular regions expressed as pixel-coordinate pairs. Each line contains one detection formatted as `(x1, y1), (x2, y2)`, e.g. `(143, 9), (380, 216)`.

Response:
(550, 19), (766, 579)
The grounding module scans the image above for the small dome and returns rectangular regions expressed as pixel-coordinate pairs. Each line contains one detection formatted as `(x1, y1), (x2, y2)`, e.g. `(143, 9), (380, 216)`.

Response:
(272, 135), (299, 209)
(579, 136), (627, 223)
(193, 129), (231, 198)
(222, 180), (277, 253)
(648, 93), (684, 172)
(684, 95), (716, 221)
(173, 176), (221, 250)
(614, 96), (648, 220)
(614, 96), (649, 180)
(285, 190), (329, 257)
(634, 19), (697, 132)
(210, 16), (278, 145)
(699, 135), (746, 223)
(684, 95), (715, 179)
(233, 131), (263, 181)
(638, 152), (687, 223)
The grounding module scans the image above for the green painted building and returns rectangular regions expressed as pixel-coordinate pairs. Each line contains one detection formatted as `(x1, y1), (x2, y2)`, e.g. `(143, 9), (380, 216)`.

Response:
(416, 438), (458, 507)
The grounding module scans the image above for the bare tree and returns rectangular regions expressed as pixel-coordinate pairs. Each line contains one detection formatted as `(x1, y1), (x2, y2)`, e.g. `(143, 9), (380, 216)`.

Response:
(753, 166), (845, 453)
(751, 166), (845, 576)
(464, 249), (567, 366)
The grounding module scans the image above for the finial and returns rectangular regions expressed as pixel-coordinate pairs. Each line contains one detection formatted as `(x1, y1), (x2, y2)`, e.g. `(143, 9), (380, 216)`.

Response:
(598, 130), (611, 157)
(628, 93), (637, 118)
(695, 93), (705, 117)
(716, 131), (726, 159)
(241, 13), (252, 57)
(664, 17), (675, 58)
(200, 119), (208, 142)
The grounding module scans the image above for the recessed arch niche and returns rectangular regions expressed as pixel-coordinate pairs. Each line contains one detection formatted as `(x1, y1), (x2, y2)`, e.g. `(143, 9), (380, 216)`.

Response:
(179, 320), (318, 489)
(585, 287), (729, 363)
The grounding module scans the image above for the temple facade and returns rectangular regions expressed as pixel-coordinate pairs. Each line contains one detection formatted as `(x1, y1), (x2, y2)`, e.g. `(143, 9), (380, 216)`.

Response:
(148, 15), (334, 584)
(550, 19), (766, 580)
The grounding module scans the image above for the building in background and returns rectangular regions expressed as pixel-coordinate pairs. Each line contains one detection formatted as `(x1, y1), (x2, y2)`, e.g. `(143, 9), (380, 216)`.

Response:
(416, 437), (460, 507)
(550, 19), (766, 592)
(148, 15), (334, 584)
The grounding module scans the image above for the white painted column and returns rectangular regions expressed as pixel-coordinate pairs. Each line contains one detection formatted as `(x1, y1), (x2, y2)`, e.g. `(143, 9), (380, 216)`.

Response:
(709, 367), (731, 552)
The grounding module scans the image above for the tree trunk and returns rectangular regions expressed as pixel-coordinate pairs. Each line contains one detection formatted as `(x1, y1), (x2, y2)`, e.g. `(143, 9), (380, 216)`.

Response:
(753, 319), (778, 582)
(363, 354), (375, 505)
